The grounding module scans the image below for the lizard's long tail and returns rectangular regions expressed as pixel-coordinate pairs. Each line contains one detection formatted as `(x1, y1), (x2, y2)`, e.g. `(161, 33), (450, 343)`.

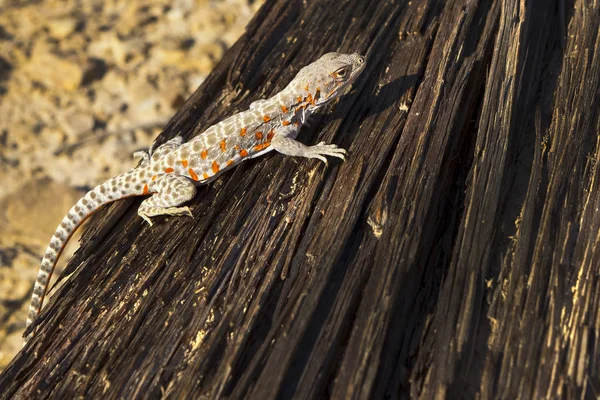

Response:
(24, 169), (148, 342)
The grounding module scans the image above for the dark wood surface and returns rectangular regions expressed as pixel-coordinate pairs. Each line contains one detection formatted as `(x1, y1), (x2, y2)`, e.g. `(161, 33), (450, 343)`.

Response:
(2, 0), (599, 398)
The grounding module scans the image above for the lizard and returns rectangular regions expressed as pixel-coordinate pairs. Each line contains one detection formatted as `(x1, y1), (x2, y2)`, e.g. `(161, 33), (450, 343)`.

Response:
(24, 52), (366, 343)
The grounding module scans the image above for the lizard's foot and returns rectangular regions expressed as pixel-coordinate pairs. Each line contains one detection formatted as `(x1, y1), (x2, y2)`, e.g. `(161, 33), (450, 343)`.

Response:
(139, 212), (154, 226)
(161, 206), (193, 218)
(305, 142), (347, 165)
(133, 150), (151, 165)
(137, 174), (197, 225)
(150, 136), (184, 161)
(139, 206), (193, 223)
(271, 133), (348, 166)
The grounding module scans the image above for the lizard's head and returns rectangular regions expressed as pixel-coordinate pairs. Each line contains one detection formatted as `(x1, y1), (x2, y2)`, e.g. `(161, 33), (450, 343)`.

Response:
(290, 52), (366, 108)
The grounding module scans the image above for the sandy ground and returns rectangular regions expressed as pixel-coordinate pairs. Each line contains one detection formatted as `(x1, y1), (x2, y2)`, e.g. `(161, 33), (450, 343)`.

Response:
(0, 0), (262, 370)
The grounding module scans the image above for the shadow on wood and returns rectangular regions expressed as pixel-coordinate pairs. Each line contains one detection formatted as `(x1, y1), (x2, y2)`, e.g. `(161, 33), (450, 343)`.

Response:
(1, 0), (599, 398)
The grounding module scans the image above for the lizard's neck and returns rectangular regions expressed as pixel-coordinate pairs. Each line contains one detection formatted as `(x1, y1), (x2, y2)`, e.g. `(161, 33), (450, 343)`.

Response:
(270, 89), (319, 125)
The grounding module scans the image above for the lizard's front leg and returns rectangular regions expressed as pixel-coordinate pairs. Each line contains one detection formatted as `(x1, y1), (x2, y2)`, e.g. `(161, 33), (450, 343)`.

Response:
(150, 136), (184, 162)
(138, 174), (197, 226)
(133, 150), (151, 166)
(270, 126), (347, 165)
(133, 136), (184, 167)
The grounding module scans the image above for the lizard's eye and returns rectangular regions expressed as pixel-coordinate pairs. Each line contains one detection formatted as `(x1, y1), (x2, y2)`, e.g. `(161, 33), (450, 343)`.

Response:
(334, 67), (348, 79)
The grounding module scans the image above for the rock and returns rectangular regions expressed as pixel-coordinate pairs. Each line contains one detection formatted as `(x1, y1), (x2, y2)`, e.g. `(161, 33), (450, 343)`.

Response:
(24, 45), (83, 92)
(1, 179), (83, 246)
(46, 17), (78, 39)
(152, 47), (186, 65)
(57, 108), (95, 137)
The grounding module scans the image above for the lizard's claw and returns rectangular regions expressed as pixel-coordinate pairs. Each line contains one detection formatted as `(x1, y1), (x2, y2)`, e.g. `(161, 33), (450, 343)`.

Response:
(140, 213), (154, 226)
(309, 142), (347, 164)
(133, 150), (151, 165)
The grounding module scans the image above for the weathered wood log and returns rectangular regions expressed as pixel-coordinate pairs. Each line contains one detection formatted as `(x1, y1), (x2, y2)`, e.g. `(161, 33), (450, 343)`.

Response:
(1, 0), (599, 398)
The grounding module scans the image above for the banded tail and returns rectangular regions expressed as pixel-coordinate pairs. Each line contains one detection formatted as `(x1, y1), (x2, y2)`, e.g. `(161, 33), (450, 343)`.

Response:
(25, 169), (148, 342)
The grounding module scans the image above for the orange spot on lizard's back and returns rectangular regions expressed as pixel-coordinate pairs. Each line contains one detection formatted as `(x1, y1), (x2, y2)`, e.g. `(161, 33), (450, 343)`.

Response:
(267, 129), (275, 140)
(181, 160), (188, 168)
(188, 168), (199, 181)
(203, 172), (210, 179)
(220, 140), (226, 152)
(201, 149), (208, 159)
(240, 127), (247, 136)
(255, 131), (263, 140)
(227, 160), (234, 167)
(281, 105), (288, 113)
(282, 120), (291, 126)
(165, 167), (174, 173)
(263, 115), (271, 123)
(297, 96), (303, 103)
(151, 175), (157, 181)
(212, 161), (220, 174)
(143, 184), (149, 195)
(240, 149), (248, 157)
(253, 142), (270, 152)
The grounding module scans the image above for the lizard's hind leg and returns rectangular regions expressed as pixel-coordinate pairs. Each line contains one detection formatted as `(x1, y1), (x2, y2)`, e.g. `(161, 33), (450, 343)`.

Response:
(138, 174), (197, 226)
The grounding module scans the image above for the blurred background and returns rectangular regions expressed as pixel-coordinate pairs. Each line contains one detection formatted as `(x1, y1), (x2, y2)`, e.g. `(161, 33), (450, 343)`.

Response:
(0, 0), (262, 369)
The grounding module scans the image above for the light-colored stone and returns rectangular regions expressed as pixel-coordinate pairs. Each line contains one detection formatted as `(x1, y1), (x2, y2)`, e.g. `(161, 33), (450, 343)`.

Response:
(58, 108), (95, 137)
(24, 48), (83, 92)
(0, 179), (83, 248)
(46, 17), (78, 39)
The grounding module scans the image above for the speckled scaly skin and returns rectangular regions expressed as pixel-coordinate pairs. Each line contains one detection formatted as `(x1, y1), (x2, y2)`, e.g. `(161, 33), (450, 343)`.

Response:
(25, 52), (366, 343)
